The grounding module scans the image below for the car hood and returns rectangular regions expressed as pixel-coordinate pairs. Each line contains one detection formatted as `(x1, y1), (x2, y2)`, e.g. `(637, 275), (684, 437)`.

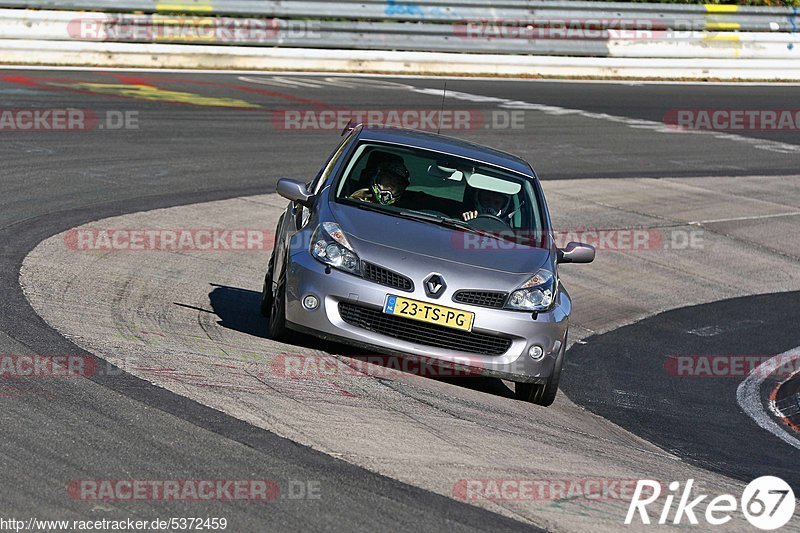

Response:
(332, 204), (551, 276)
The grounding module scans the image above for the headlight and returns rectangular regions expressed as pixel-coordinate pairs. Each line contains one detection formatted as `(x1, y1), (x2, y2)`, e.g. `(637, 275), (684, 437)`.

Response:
(310, 222), (361, 275)
(505, 269), (557, 311)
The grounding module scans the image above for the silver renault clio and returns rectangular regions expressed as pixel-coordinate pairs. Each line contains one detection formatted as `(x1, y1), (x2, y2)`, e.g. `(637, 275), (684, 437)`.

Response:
(261, 124), (594, 406)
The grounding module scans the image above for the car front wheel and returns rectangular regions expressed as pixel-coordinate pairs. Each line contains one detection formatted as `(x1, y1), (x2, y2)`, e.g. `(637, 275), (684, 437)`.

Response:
(267, 261), (294, 343)
(260, 257), (274, 318)
(514, 344), (565, 407)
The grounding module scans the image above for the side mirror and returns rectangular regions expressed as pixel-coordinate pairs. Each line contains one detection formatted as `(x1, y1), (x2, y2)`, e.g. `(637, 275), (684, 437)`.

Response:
(558, 242), (595, 264)
(277, 178), (313, 207)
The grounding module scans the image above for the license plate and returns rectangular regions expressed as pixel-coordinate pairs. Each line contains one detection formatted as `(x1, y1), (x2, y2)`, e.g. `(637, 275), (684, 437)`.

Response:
(383, 295), (474, 332)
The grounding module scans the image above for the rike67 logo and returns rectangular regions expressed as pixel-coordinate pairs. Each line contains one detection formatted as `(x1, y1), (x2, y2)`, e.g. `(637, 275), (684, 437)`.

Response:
(626, 476), (796, 530)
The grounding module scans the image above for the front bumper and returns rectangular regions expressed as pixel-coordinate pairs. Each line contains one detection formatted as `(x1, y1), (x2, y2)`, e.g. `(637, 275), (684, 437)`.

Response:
(284, 250), (570, 383)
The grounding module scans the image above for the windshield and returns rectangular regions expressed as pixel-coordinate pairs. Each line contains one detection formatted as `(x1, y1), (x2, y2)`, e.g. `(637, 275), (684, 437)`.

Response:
(334, 141), (547, 245)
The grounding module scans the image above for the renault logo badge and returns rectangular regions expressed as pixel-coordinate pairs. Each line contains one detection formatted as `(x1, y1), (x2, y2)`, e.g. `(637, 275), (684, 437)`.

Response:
(424, 274), (446, 298)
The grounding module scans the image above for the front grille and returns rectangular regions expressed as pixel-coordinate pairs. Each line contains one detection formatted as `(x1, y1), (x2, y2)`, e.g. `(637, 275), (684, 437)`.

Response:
(453, 290), (508, 309)
(338, 302), (512, 356)
(361, 261), (413, 292)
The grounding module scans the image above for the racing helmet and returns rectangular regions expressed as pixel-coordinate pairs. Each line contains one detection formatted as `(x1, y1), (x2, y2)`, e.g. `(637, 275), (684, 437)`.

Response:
(473, 188), (512, 217)
(370, 161), (410, 205)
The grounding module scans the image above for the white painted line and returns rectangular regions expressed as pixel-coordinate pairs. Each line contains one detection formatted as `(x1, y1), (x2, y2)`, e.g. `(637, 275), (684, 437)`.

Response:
(140, 71), (800, 156)
(238, 75), (415, 90)
(411, 87), (800, 155)
(736, 347), (800, 450)
(233, 71), (800, 86)
(690, 211), (800, 225)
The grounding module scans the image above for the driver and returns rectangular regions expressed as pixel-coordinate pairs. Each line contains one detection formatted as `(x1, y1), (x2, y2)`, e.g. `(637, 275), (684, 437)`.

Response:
(462, 188), (513, 222)
(349, 161), (410, 206)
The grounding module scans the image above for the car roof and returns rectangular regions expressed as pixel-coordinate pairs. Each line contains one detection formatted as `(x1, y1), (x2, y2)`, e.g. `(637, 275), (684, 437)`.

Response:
(354, 126), (535, 178)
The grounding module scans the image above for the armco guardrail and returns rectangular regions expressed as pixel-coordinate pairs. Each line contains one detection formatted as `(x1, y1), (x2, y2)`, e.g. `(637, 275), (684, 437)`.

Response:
(4, 38), (800, 79)
(0, 0), (798, 30)
(1, 7), (799, 58)
(0, 1), (798, 78)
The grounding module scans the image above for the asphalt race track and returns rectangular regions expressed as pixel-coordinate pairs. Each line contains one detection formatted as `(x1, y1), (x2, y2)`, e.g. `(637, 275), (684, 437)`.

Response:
(562, 291), (800, 490)
(2, 69), (800, 531)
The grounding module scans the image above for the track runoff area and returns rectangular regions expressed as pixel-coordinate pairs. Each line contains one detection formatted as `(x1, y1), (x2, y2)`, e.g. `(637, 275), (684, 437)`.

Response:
(2, 69), (800, 531)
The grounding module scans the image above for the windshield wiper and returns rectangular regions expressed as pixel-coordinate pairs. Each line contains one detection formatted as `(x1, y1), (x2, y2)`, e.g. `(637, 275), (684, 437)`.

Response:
(343, 201), (516, 244)
(396, 210), (509, 241)
(342, 202), (466, 230)
(343, 201), (457, 227)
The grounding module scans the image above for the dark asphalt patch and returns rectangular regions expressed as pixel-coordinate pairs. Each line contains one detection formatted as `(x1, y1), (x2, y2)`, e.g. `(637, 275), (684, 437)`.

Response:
(561, 291), (800, 491)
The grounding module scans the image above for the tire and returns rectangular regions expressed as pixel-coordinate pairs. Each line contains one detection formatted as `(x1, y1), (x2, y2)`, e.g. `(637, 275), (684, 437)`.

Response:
(514, 343), (565, 407)
(260, 257), (274, 318)
(266, 262), (294, 343)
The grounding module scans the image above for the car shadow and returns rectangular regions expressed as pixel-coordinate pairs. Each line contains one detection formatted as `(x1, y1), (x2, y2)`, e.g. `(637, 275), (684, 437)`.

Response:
(207, 283), (516, 399)
(207, 283), (324, 352)
(435, 376), (515, 398)
(207, 284), (268, 338)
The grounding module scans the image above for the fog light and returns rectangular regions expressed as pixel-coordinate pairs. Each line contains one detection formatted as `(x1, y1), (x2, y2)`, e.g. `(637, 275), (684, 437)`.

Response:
(302, 295), (319, 310)
(528, 345), (544, 361)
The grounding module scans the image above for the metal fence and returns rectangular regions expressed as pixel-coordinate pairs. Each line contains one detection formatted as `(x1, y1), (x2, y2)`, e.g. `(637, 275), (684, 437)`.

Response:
(0, 0), (797, 29)
(0, 1), (797, 59)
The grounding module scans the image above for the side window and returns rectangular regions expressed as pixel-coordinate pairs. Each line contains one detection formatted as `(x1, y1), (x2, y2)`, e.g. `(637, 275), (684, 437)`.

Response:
(308, 132), (355, 195)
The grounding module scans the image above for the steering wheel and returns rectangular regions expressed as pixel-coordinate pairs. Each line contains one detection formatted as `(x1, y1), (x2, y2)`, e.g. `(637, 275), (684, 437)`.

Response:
(470, 213), (512, 231)
(475, 213), (508, 224)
